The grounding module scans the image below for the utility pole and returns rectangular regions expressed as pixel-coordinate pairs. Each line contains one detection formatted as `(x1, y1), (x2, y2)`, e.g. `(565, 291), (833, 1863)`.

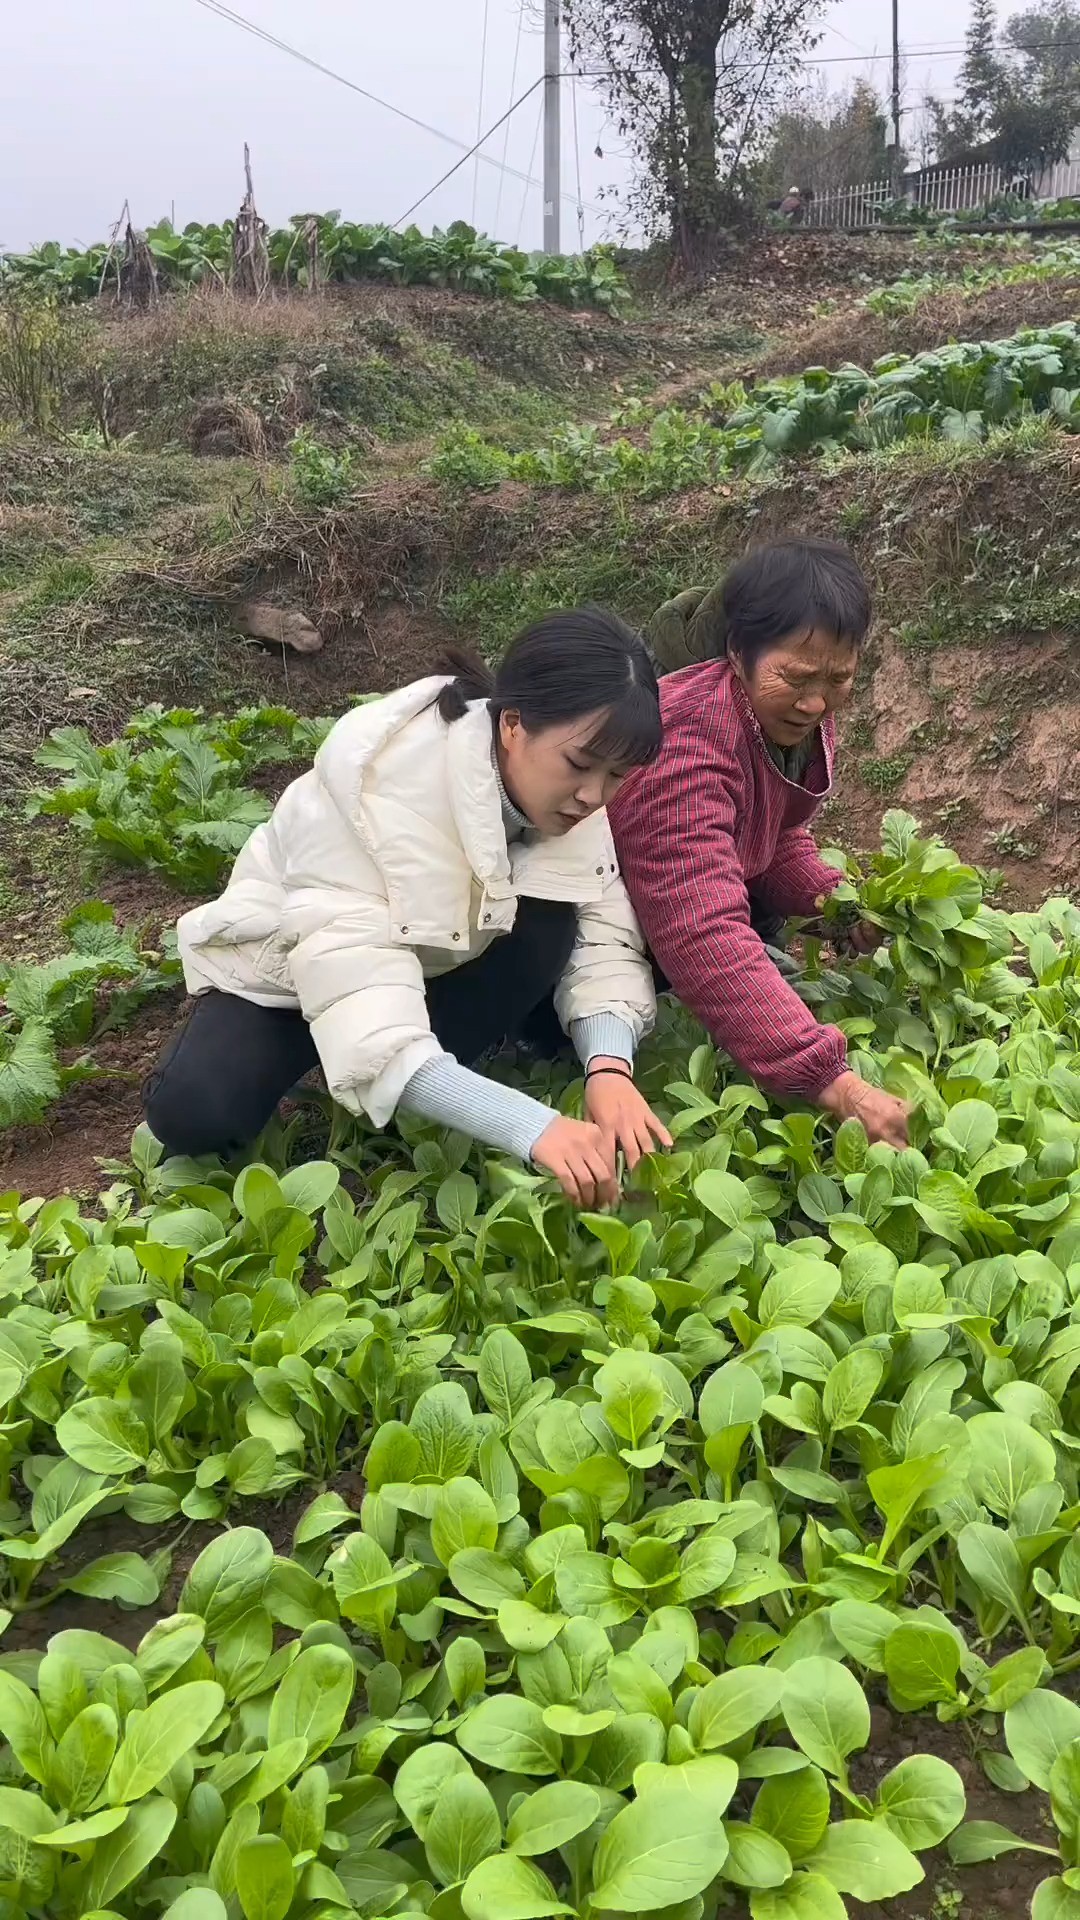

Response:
(543, 0), (561, 254)
(890, 0), (904, 200)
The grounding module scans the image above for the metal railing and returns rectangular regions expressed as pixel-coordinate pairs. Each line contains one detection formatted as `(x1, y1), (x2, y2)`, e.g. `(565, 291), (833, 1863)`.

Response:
(805, 157), (1080, 228)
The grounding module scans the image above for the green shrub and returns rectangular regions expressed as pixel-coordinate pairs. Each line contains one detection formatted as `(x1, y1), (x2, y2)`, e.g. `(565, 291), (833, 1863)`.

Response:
(426, 422), (511, 492)
(288, 429), (358, 509)
(0, 289), (85, 433)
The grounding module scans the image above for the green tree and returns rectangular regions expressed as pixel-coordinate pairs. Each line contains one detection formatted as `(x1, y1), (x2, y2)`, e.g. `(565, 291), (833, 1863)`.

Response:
(1006, 0), (1080, 99)
(563, 0), (833, 263)
(959, 0), (1008, 143)
(926, 0), (1078, 174)
(758, 76), (893, 195)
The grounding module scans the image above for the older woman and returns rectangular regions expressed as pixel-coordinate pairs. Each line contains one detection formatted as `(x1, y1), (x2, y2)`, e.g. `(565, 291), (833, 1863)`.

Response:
(609, 537), (909, 1149)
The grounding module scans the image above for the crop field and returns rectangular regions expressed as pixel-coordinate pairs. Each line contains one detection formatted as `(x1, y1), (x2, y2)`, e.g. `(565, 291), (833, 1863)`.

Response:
(1, 221), (1080, 1920)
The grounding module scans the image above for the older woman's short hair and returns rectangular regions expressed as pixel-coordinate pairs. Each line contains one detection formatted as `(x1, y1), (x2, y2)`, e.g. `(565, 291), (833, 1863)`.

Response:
(723, 538), (871, 671)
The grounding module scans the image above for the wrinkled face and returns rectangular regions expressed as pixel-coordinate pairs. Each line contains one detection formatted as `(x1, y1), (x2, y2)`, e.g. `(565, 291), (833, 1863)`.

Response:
(497, 708), (633, 837)
(732, 627), (859, 748)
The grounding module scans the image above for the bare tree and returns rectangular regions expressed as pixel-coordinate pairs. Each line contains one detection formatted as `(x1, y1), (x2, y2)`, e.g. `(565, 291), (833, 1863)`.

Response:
(562, 0), (832, 264)
(231, 145), (270, 300)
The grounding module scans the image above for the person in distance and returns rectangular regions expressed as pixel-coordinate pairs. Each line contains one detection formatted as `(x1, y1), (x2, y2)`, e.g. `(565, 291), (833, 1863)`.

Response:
(609, 536), (910, 1150)
(143, 608), (672, 1209)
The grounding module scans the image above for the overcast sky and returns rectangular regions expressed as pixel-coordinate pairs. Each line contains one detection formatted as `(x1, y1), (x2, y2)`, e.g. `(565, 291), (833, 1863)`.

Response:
(2, 0), (972, 253)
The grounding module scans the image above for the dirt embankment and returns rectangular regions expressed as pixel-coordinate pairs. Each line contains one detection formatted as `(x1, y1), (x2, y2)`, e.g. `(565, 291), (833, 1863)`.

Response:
(757, 275), (1080, 377)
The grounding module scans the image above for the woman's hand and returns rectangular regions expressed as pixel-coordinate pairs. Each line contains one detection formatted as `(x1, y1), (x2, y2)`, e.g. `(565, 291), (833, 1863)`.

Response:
(532, 1116), (619, 1209)
(584, 1061), (673, 1171)
(815, 892), (884, 958)
(819, 1070), (910, 1150)
(839, 919), (884, 957)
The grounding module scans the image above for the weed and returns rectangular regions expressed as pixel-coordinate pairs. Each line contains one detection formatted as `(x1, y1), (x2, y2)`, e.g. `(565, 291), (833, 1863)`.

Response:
(974, 720), (1019, 766)
(288, 429), (358, 509)
(0, 288), (86, 432)
(439, 525), (693, 655)
(843, 710), (878, 752)
(837, 498), (871, 534)
(937, 798), (966, 827)
(426, 422), (511, 493)
(860, 751), (914, 792)
(909, 715), (950, 749)
(930, 1883), (963, 1920)
(988, 825), (1039, 858)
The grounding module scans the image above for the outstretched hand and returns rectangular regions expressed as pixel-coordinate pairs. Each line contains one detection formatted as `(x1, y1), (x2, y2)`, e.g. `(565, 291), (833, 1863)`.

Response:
(584, 1061), (673, 1171)
(819, 1069), (910, 1150)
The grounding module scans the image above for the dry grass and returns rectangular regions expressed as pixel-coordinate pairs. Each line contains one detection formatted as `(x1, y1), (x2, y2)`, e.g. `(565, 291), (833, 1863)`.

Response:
(94, 281), (361, 356)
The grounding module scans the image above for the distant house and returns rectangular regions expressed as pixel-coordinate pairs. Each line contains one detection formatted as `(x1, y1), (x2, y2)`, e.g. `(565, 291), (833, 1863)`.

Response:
(903, 142), (1080, 211)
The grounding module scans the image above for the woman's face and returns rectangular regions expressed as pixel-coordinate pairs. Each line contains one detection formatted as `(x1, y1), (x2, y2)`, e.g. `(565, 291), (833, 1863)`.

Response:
(497, 707), (632, 836)
(732, 626), (859, 748)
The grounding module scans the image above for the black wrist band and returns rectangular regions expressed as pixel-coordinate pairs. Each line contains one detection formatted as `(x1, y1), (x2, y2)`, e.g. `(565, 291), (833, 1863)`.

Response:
(585, 1065), (634, 1083)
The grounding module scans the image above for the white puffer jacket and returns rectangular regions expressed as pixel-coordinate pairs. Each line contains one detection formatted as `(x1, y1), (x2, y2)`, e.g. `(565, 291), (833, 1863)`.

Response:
(177, 678), (656, 1127)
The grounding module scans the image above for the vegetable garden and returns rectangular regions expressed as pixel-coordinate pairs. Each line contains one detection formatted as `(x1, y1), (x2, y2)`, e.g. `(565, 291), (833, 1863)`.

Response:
(431, 321), (1080, 498)
(0, 218), (626, 313)
(3, 797), (1080, 1920)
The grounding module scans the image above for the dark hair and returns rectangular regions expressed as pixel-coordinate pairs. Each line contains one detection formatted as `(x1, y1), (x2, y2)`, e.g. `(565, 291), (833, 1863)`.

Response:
(722, 538), (871, 672)
(434, 607), (662, 768)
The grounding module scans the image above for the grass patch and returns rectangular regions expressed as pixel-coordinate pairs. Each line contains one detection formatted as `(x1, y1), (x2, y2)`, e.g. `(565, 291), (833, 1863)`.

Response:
(0, 435), (244, 539)
(17, 554), (97, 613)
(82, 292), (704, 455)
(859, 751), (914, 792)
(438, 522), (699, 652)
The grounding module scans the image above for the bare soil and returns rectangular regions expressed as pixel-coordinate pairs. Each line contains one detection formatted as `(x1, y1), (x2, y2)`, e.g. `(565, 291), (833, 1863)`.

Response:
(831, 630), (1080, 904)
(853, 1702), (1057, 1920)
(0, 992), (183, 1198)
(4, 1478), (365, 1654)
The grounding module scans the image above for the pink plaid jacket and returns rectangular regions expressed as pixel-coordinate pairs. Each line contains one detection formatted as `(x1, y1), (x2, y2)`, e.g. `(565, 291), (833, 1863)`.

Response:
(609, 658), (847, 1098)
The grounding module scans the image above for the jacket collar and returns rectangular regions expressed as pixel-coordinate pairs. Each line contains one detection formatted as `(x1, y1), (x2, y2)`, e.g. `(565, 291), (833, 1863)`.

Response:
(444, 701), (516, 898)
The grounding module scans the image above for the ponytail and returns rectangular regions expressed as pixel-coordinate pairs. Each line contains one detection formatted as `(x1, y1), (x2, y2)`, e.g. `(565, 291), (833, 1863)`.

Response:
(433, 645), (496, 722)
(430, 609), (661, 769)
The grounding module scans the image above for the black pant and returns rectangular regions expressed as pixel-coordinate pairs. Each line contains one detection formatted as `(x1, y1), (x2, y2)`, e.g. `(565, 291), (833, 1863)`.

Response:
(143, 897), (577, 1158)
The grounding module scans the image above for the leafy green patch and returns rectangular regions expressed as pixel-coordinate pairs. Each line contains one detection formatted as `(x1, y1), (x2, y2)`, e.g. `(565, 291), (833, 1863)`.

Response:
(2, 813), (1080, 1913)
(447, 321), (1080, 497)
(1, 219), (627, 312)
(29, 704), (333, 891)
(0, 903), (179, 1128)
(864, 241), (1080, 316)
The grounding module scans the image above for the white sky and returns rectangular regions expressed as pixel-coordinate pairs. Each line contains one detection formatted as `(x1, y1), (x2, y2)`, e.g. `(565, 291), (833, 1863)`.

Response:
(1, 0), (972, 253)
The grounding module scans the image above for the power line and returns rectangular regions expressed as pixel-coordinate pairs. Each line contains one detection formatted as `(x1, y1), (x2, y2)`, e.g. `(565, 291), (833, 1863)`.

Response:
(394, 78), (607, 229)
(494, 2), (527, 240)
(186, 0), (598, 216)
(569, 37), (1080, 81)
(472, 0), (491, 225)
(517, 97), (545, 246)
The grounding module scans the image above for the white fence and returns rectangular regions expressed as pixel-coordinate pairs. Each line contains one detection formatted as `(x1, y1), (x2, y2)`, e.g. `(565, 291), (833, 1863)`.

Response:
(806, 157), (1080, 228)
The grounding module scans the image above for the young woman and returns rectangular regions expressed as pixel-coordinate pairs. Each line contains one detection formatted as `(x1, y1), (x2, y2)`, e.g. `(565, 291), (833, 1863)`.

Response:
(144, 609), (672, 1209)
(610, 538), (910, 1150)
